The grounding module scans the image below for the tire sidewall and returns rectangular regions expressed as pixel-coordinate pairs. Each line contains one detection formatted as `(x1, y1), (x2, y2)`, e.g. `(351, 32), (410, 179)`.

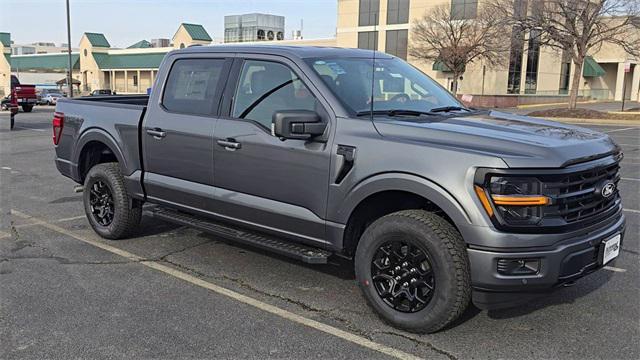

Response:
(83, 165), (127, 239)
(355, 214), (463, 331)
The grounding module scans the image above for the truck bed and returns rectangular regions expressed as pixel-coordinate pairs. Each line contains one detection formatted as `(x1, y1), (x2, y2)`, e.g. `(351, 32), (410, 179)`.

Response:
(72, 95), (150, 106)
(54, 96), (148, 189)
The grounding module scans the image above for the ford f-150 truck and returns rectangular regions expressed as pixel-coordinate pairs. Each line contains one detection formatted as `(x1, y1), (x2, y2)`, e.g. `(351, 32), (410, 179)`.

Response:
(11, 75), (37, 113)
(54, 46), (625, 333)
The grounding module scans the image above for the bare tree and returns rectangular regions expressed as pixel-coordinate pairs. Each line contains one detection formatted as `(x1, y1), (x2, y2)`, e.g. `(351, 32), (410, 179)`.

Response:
(488, 0), (640, 109)
(409, 4), (511, 95)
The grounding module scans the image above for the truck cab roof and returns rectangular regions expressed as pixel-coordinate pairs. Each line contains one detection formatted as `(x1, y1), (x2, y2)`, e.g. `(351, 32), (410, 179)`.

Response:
(170, 44), (393, 60)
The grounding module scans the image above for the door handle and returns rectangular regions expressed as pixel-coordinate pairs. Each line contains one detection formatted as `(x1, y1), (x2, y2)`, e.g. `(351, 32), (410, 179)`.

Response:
(217, 139), (242, 150)
(146, 128), (166, 139)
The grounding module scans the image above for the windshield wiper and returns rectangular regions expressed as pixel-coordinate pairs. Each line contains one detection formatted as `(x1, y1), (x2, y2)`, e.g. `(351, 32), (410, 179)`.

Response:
(429, 106), (470, 113)
(355, 109), (437, 117)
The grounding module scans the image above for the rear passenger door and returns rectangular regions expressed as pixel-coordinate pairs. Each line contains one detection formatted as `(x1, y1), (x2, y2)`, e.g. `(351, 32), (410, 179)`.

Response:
(142, 56), (231, 212)
(212, 57), (334, 248)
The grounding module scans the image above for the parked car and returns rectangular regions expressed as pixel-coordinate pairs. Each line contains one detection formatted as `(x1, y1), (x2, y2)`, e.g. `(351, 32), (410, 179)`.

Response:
(10, 75), (37, 112)
(42, 93), (64, 105)
(53, 46), (625, 333)
(90, 89), (114, 96)
(1, 96), (10, 111)
(37, 89), (60, 105)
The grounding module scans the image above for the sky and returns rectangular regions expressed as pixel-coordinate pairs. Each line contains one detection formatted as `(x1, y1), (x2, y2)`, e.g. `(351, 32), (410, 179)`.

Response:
(1, 0), (338, 48)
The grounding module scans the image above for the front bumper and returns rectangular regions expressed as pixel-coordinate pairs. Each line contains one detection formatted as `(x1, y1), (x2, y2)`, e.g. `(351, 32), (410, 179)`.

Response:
(466, 211), (625, 309)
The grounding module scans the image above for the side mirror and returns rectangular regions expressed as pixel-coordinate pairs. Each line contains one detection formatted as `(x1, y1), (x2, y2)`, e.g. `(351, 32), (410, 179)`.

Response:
(272, 110), (326, 140)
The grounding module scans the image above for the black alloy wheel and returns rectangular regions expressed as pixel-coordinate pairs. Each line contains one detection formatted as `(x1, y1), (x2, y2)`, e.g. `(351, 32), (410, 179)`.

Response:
(371, 240), (436, 313)
(89, 180), (114, 226)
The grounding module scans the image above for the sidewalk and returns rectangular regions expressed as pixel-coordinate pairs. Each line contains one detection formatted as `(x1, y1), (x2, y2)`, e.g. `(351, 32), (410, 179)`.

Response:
(505, 101), (640, 115)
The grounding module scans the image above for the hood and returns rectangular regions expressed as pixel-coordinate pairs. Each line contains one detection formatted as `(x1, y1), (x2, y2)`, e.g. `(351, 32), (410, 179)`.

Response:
(373, 110), (620, 168)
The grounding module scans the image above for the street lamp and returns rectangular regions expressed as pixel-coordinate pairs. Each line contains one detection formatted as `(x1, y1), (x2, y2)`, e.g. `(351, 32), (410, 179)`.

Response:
(66, 0), (73, 97)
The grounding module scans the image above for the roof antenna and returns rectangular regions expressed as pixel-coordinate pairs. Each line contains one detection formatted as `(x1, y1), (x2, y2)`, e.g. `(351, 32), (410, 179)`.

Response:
(369, 11), (377, 126)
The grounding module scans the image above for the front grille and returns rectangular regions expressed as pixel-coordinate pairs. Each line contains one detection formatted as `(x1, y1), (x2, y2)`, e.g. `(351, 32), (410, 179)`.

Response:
(544, 154), (622, 226)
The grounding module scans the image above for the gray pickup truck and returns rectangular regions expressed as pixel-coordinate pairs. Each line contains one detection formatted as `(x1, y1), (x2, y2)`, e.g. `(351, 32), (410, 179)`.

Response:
(54, 46), (625, 333)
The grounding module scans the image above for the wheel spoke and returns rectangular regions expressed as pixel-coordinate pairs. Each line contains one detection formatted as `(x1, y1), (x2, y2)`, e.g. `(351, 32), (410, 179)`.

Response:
(89, 180), (114, 227)
(370, 239), (435, 313)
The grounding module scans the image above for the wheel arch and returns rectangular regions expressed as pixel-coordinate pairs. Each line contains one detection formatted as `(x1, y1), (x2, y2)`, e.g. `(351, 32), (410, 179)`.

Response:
(74, 129), (127, 182)
(336, 173), (472, 256)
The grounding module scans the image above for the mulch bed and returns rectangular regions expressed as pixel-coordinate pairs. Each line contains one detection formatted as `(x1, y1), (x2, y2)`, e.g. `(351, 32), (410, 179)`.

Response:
(527, 108), (640, 120)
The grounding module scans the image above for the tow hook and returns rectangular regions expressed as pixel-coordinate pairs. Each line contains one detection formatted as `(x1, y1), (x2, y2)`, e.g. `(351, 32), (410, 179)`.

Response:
(563, 281), (576, 287)
(73, 185), (84, 193)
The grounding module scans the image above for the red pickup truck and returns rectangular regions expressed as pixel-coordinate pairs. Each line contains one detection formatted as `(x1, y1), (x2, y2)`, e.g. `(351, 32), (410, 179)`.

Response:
(11, 75), (37, 112)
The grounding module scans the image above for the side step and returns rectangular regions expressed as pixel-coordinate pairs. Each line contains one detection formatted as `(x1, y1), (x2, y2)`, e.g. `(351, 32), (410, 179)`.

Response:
(149, 207), (331, 264)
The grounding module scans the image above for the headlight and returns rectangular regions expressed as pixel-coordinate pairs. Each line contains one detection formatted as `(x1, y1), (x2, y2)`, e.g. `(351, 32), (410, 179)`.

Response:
(475, 176), (550, 226)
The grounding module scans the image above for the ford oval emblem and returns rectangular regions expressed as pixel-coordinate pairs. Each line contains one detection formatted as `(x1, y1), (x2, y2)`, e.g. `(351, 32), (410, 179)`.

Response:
(601, 182), (616, 199)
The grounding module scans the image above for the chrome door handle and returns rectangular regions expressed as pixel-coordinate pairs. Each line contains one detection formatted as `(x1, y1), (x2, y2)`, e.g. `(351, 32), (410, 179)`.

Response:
(146, 128), (166, 139)
(217, 139), (242, 150)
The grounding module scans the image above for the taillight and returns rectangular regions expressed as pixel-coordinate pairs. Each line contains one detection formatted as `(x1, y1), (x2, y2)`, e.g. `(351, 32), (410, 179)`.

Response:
(53, 112), (64, 145)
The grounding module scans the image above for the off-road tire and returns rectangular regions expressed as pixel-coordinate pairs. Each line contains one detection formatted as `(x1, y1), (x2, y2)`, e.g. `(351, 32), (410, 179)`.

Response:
(22, 105), (33, 113)
(83, 162), (142, 239)
(355, 209), (471, 333)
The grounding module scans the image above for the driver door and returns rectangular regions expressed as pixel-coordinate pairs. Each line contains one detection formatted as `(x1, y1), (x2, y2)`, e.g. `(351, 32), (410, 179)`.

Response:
(212, 57), (334, 248)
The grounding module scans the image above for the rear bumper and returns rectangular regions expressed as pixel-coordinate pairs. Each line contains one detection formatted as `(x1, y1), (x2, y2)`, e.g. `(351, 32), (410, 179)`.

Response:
(466, 212), (625, 309)
(55, 157), (81, 183)
(17, 98), (37, 105)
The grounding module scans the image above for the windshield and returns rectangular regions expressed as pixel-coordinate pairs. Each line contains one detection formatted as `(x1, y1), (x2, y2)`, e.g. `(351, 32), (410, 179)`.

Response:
(305, 57), (462, 115)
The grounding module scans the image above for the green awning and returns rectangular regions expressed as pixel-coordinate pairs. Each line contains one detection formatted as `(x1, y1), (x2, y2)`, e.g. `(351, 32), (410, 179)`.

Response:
(583, 56), (605, 77)
(93, 52), (167, 69)
(432, 60), (452, 72)
(3, 53), (10, 66)
(11, 53), (80, 71)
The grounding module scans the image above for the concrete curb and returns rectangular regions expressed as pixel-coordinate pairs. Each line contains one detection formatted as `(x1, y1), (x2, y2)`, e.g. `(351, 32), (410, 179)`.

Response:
(536, 117), (640, 126)
(516, 100), (601, 109)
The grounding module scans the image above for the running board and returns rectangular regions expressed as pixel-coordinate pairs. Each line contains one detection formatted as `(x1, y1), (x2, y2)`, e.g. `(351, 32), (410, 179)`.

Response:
(149, 207), (331, 264)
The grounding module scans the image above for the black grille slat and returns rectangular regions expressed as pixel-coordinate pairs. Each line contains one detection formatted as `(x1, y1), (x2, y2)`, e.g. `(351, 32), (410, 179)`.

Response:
(544, 156), (621, 225)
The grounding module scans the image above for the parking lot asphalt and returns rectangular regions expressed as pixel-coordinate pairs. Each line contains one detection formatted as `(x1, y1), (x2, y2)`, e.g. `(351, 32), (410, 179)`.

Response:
(1, 107), (639, 359)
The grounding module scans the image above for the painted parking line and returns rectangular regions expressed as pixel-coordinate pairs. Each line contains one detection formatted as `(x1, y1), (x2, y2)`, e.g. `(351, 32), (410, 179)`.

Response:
(14, 214), (87, 229)
(621, 178), (640, 182)
(604, 266), (627, 273)
(9, 209), (423, 360)
(15, 126), (47, 133)
(0, 230), (10, 239)
(623, 208), (640, 214)
(54, 215), (87, 222)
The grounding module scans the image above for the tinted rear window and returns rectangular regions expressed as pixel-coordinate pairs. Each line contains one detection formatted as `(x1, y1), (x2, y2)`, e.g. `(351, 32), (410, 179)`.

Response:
(162, 59), (225, 115)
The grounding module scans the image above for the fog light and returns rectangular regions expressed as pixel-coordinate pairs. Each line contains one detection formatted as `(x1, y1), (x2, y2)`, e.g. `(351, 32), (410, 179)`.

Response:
(497, 258), (540, 275)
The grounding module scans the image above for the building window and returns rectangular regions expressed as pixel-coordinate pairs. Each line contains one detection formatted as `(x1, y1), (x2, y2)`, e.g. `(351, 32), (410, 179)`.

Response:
(385, 30), (408, 59)
(524, 30), (541, 94)
(358, 31), (379, 50)
(451, 0), (478, 20)
(387, 0), (409, 25)
(359, 0), (380, 26)
(559, 51), (571, 94)
(133, 74), (138, 87)
(507, 26), (525, 94)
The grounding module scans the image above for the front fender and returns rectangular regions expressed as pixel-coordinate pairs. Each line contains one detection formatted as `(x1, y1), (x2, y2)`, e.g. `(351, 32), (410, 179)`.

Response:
(334, 172), (473, 228)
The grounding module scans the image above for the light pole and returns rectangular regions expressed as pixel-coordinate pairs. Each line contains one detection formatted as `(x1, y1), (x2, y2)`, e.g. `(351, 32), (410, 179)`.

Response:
(65, 0), (73, 97)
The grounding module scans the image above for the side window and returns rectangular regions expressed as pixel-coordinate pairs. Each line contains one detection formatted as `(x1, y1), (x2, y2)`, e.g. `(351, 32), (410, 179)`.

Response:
(232, 60), (321, 129)
(162, 59), (225, 115)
